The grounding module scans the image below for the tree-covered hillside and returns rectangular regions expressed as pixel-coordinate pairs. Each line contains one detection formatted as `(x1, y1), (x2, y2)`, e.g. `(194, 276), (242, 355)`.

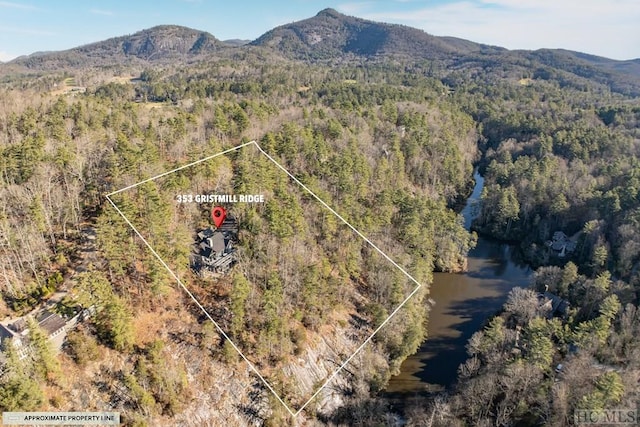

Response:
(0, 60), (479, 424)
(0, 9), (639, 427)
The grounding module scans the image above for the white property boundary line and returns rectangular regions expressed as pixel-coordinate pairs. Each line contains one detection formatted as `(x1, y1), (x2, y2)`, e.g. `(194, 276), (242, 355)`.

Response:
(105, 140), (424, 417)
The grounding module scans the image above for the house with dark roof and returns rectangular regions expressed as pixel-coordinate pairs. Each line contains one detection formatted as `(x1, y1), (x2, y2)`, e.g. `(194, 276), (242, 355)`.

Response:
(546, 230), (578, 258)
(0, 318), (28, 349)
(0, 308), (83, 361)
(538, 292), (571, 318)
(191, 216), (239, 277)
(1, 320), (31, 360)
(36, 310), (67, 336)
(35, 310), (68, 350)
(0, 323), (20, 347)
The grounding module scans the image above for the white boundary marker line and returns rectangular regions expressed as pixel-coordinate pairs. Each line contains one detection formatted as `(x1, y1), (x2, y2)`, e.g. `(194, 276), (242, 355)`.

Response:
(252, 142), (421, 288)
(107, 140), (256, 197)
(252, 141), (424, 415)
(106, 140), (425, 417)
(105, 197), (296, 417)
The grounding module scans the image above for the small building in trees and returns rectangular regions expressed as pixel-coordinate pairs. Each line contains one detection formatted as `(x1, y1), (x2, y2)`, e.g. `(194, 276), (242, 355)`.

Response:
(35, 310), (68, 350)
(546, 231), (577, 258)
(0, 322), (28, 359)
(0, 308), (84, 360)
(538, 292), (570, 318)
(191, 216), (239, 277)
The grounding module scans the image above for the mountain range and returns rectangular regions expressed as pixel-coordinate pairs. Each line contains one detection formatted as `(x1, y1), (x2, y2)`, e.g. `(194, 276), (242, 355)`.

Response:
(251, 8), (505, 60)
(2, 8), (639, 96)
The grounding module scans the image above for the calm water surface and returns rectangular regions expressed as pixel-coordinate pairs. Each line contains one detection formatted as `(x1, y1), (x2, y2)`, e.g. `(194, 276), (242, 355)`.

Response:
(385, 172), (533, 395)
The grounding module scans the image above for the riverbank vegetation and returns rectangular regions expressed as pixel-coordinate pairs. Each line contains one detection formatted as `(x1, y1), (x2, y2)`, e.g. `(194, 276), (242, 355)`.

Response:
(0, 61), (477, 423)
(0, 11), (638, 424)
(397, 72), (640, 427)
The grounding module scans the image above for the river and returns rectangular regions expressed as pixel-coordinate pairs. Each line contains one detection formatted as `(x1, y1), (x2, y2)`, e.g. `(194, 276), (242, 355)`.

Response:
(385, 171), (533, 396)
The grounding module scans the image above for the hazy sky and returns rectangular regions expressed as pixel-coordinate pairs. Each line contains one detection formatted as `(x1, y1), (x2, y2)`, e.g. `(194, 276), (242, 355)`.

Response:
(0, 0), (638, 62)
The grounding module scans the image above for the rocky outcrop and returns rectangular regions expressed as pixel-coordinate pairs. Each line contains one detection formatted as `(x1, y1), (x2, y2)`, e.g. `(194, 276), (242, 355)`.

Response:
(281, 316), (373, 414)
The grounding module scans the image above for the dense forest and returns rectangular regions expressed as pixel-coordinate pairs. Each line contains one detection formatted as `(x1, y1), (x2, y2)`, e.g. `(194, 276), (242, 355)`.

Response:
(0, 9), (639, 427)
(391, 74), (640, 427)
(0, 60), (478, 424)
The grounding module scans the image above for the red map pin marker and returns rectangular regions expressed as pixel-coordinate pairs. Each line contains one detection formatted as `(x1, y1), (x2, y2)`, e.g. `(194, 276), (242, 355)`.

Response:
(212, 206), (227, 228)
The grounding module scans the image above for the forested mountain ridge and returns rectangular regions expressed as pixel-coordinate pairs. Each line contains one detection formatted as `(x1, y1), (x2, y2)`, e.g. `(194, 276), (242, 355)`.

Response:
(2, 8), (639, 96)
(4, 25), (226, 71)
(250, 8), (503, 59)
(0, 7), (639, 427)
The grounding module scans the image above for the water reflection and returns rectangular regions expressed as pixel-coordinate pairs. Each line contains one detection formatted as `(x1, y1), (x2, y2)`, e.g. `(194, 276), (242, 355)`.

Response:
(385, 171), (532, 396)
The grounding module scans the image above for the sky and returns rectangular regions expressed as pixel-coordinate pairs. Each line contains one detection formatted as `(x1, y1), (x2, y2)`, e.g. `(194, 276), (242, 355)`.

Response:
(0, 0), (638, 62)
